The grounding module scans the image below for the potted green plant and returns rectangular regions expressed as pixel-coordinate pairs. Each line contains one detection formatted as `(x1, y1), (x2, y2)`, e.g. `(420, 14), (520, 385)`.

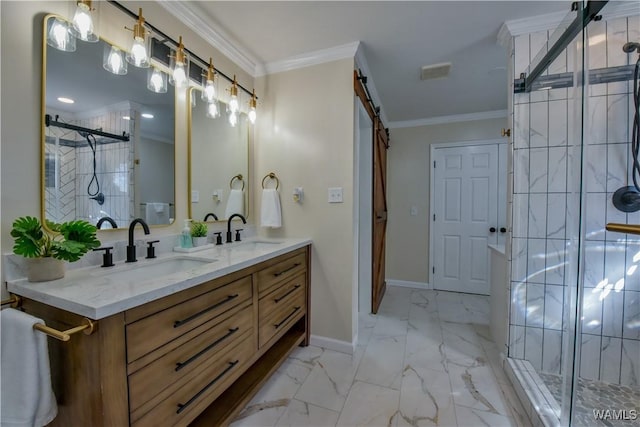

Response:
(11, 216), (101, 282)
(190, 221), (209, 247)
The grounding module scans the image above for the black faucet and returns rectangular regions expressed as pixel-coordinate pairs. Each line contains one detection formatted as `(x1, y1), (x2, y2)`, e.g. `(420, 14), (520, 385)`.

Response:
(204, 212), (219, 221)
(226, 213), (246, 243)
(96, 216), (118, 229)
(127, 218), (150, 263)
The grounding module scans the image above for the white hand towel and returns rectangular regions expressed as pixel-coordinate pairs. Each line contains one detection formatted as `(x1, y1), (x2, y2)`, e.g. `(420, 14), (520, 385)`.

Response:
(261, 188), (282, 228)
(225, 189), (245, 219)
(1, 308), (57, 427)
(145, 202), (170, 225)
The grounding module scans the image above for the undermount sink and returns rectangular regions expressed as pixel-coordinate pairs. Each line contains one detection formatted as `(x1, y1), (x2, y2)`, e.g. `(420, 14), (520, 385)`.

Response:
(93, 256), (216, 282)
(228, 241), (283, 252)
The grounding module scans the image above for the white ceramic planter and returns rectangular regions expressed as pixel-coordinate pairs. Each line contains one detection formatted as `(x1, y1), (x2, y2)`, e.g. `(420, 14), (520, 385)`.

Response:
(27, 257), (65, 282)
(192, 237), (208, 247)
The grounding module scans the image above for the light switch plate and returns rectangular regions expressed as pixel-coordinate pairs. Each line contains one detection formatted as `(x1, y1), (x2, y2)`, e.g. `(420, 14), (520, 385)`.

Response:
(328, 187), (343, 203)
(191, 190), (199, 203)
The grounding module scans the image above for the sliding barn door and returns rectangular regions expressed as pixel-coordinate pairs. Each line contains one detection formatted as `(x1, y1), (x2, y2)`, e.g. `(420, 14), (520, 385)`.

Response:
(372, 117), (388, 313)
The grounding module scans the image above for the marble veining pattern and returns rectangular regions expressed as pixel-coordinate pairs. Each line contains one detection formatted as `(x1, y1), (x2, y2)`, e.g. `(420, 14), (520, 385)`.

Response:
(231, 286), (528, 426)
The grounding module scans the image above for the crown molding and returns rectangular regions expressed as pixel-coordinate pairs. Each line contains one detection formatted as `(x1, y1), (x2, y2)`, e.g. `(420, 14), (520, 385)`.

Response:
(498, 1), (640, 45)
(156, 0), (261, 78)
(389, 110), (508, 129)
(256, 41), (361, 77)
(354, 44), (389, 126)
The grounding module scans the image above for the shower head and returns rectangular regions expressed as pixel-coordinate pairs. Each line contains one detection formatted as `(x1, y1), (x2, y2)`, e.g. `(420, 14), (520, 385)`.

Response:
(622, 42), (640, 53)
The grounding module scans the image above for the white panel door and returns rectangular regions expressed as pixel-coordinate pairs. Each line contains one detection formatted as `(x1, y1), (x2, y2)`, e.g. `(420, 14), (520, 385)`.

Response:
(432, 144), (499, 295)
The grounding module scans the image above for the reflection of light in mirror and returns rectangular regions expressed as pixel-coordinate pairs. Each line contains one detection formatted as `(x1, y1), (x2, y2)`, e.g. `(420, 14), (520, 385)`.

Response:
(172, 62), (187, 87)
(141, 113), (154, 119)
(105, 46), (127, 75)
(634, 250), (640, 263)
(206, 102), (219, 119)
(130, 38), (148, 67)
(148, 69), (167, 93)
(71, 2), (96, 42)
(614, 278), (624, 292)
(229, 112), (238, 127)
(627, 265), (637, 276)
(122, 116), (131, 121)
(57, 97), (74, 104)
(594, 278), (609, 292)
(599, 283), (614, 301)
(588, 34), (606, 46)
(587, 320), (600, 327)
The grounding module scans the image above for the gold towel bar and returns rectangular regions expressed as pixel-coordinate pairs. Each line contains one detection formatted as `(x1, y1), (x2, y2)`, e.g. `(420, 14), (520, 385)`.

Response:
(229, 174), (245, 191)
(605, 223), (640, 235)
(262, 172), (280, 190)
(1, 295), (21, 308)
(34, 317), (96, 341)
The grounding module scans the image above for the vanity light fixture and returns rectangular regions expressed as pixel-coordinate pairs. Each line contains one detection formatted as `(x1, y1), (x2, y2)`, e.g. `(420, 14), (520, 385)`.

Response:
(201, 58), (218, 103)
(47, 17), (76, 52)
(103, 45), (127, 75)
(57, 97), (75, 104)
(229, 111), (238, 127)
(125, 8), (150, 68)
(147, 68), (168, 93)
(248, 89), (257, 125)
(228, 75), (239, 114)
(169, 36), (188, 88)
(70, 0), (98, 42)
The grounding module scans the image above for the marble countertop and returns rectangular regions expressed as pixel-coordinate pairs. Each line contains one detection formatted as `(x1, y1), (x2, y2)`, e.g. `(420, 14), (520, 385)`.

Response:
(7, 237), (311, 320)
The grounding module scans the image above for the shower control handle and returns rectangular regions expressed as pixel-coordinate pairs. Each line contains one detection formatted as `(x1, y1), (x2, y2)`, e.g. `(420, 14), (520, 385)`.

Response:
(500, 227), (507, 233)
(489, 227), (496, 233)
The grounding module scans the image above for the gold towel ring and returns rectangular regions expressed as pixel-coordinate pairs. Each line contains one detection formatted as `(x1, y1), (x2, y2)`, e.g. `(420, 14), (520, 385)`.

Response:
(229, 174), (245, 191)
(262, 172), (280, 190)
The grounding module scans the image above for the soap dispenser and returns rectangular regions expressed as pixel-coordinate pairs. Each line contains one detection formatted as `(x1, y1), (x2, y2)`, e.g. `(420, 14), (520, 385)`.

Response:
(180, 219), (193, 248)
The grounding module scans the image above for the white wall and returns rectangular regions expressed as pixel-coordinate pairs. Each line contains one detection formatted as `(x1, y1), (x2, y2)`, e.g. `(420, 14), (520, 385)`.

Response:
(386, 117), (507, 284)
(254, 58), (356, 344)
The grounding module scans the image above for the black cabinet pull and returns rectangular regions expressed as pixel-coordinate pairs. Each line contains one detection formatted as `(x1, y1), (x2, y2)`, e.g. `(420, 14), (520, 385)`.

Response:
(176, 360), (239, 414)
(175, 328), (240, 372)
(274, 285), (301, 303)
(173, 294), (239, 328)
(274, 306), (301, 329)
(489, 227), (496, 233)
(274, 263), (301, 277)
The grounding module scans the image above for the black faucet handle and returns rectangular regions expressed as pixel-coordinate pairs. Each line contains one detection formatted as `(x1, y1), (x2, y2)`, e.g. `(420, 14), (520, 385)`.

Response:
(146, 240), (160, 259)
(235, 229), (244, 242)
(93, 246), (114, 268)
(214, 232), (223, 246)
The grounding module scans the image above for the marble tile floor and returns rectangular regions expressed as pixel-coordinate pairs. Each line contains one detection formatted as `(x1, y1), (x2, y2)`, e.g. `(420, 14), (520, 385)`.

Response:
(230, 286), (530, 427)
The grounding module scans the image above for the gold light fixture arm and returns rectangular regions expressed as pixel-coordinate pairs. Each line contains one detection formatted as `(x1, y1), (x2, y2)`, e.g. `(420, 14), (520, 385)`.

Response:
(605, 223), (640, 235)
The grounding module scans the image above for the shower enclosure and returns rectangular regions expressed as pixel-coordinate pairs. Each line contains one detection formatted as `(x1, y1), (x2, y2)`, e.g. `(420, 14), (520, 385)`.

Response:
(507, 1), (640, 426)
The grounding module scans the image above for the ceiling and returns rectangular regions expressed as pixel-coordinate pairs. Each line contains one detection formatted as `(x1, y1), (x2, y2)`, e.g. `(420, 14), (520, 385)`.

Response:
(178, 1), (570, 124)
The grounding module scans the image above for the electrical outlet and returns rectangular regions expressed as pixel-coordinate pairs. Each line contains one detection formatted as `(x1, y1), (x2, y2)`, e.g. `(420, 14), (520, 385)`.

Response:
(191, 190), (199, 203)
(328, 187), (343, 203)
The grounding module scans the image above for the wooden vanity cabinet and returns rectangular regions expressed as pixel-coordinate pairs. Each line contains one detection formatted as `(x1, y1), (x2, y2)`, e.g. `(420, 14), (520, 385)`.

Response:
(20, 245), (310, 427)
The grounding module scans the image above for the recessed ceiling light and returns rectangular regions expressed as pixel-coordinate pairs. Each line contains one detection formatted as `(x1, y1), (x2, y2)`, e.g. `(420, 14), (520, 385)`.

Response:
(57, 97), (74, 104)
(141, 113), (154, 119)
(122, 116), (131, 121)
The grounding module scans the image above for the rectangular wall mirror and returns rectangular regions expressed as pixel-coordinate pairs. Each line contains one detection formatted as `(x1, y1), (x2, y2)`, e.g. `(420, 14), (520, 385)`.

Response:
(42, 14), (176, 230)
(188, 87), (249, 222)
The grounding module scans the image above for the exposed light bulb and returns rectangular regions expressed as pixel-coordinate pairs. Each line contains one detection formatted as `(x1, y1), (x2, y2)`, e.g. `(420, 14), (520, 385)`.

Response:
(202, 58), (217, 102)
(206, 102), (219, 119)
(104, 46), (127, 75)
(173, 62), (187, 87)
(147, 68), (167, 93)
(229, 111), (238, 127)
(204, 81), (216, 102)
(248, 107), (256, 124)
(126, 8), (150, 68)
(229, 75), (239, 113)
(71, 1), (98, 42)
(48, 19), (76, 52)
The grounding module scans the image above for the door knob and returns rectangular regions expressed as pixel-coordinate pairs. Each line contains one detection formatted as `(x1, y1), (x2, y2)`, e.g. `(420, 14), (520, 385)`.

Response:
(500, 227), (507, 233)
(489, 227), (496, 233)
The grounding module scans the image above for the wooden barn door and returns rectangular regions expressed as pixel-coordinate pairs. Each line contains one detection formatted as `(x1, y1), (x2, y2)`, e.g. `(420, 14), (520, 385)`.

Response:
(371, 117), (388, 313)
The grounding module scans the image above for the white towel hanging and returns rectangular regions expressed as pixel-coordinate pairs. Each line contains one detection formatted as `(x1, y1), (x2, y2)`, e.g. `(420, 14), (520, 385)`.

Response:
(261, 188), (282, 228)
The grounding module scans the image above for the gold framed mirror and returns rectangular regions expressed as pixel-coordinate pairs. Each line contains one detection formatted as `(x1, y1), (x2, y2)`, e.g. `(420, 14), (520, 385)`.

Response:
(188, 87), (249, 222)
(41, 14), (176, 230)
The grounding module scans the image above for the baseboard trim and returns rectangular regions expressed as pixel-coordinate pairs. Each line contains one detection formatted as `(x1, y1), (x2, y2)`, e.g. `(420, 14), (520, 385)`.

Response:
(386, 279), (431, 290)
(309, 335), (355, 355)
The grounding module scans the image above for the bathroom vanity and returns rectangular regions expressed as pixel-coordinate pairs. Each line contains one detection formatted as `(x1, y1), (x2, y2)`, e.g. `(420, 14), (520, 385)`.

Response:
(7, 239), (311, 426)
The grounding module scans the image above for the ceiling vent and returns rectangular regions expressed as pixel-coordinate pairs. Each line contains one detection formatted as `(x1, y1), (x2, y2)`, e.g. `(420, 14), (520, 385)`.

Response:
(420, 62), (451, 80)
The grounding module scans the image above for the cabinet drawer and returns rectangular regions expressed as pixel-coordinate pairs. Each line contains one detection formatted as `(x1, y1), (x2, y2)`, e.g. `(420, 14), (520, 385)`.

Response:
(128, 303), (253, 413)
(259, 287), (306, 348)
(257, 252), (306, 297)
(259, 273), (306, 321)
(127, 276), (252, 362)
(131, 333), (254, 427)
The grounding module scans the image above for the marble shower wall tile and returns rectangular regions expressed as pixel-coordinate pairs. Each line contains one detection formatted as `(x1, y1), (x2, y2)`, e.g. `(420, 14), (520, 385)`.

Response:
(620, 339), (640, 387)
